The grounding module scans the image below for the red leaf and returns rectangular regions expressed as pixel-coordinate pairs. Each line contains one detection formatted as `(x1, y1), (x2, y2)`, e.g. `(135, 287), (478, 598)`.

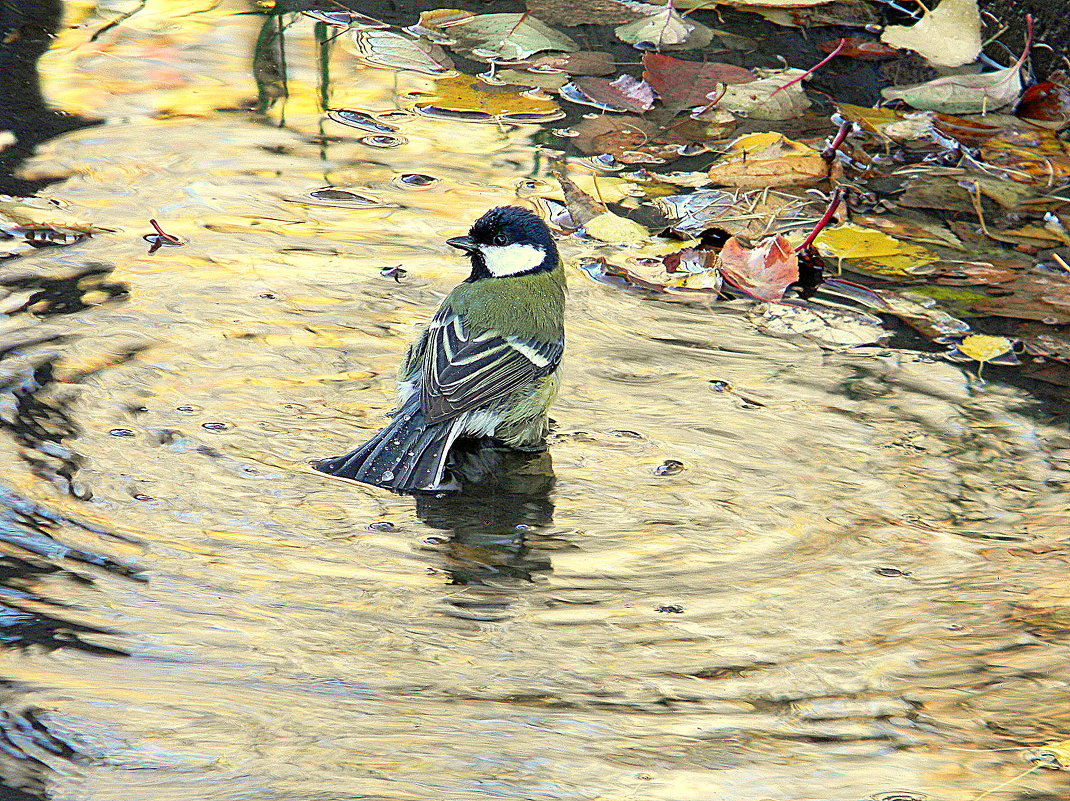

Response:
(642, 52), (755, 110)
(1015, 81), (1070, 122)
(718, 235), (798, 301)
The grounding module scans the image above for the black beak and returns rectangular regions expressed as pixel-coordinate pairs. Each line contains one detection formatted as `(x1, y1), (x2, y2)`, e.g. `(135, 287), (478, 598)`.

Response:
(446, 235), (478, 254)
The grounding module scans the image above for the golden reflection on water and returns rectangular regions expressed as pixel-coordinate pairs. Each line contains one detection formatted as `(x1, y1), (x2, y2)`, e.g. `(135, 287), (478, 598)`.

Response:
(0, 3), (1067, 800)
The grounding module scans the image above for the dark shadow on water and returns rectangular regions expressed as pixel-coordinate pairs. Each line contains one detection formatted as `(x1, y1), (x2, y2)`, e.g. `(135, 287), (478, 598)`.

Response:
(0, 0), (102, 196)
(415, 442), (555, 618)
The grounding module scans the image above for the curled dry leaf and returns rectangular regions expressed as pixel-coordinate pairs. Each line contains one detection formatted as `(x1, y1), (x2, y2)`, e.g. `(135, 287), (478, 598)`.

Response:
(641, 52), (756, 113)
(707, 132), (827, 189)
(718, 234), (798, 301)
(716, 68), (811, 120)
(880, 0), (982, 68)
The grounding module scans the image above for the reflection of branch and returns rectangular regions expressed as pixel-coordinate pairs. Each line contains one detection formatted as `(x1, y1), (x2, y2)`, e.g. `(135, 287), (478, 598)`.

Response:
(89, 0), (147, 42)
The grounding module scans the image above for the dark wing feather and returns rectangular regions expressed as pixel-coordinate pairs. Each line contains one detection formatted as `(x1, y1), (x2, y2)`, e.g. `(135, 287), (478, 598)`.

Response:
(420, 310), (562, 424)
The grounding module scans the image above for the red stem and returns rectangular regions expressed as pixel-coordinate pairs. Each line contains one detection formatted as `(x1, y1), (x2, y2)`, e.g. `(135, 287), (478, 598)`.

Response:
(797, 188), (843, 252)
(149, 219), (182, 244)
(771, 38), (845, 97)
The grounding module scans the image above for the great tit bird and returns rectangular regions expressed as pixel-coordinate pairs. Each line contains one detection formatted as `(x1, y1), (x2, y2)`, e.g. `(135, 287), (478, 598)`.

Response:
(316, 205), (566, 493)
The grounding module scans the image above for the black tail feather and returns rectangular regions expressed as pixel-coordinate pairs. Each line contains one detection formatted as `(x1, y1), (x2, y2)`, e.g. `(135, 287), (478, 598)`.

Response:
(315, 398), (461, 492)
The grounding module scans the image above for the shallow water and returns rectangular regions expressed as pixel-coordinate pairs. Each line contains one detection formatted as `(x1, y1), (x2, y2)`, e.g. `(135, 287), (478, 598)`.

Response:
(1, 3), (1069, 801)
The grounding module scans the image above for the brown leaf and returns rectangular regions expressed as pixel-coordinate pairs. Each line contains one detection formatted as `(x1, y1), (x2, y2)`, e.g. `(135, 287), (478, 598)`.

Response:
(1015, 81), (1070, 123)
(979, 126), (1070, 184)
(718, 235), (799, 301)
(817, 36), (899, 60)
(528, 50), (615, 76)
(563, 74), (655, 112)
(707, 132), (827, 189)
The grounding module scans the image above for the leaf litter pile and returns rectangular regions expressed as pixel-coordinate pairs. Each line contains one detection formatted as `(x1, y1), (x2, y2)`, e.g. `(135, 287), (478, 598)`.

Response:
(12, 0), (1070, 403)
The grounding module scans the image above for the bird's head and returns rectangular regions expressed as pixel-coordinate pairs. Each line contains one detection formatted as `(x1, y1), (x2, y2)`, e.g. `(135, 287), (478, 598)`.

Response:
(447, 206), (559, 281)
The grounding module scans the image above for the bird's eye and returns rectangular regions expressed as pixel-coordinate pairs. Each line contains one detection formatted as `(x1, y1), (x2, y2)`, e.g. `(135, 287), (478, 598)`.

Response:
(492, 234), (508, 246)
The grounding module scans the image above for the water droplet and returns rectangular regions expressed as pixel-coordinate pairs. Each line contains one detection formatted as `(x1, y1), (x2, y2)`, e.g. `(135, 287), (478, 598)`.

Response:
(202, 422), (229, 432)
(368, 521), (396, 532)
(552, 127), (579, 138)
(176, 405), (200, 413)
(381, 470), (394, 481)
(132, 493), (153, 501)
(358, 134), (406, 149)
(393, 173), (438, 189)
(423, 534), (449, 544)
(109, 428), (135, 437)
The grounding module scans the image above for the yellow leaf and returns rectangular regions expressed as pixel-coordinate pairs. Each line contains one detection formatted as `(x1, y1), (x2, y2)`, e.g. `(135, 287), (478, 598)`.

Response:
(409, 74), (561, 120)
(811, 223), (940, 276)
(708, 132), (827, 189)
(957, 334), (1013, 363)
(584, 212), (648, 243)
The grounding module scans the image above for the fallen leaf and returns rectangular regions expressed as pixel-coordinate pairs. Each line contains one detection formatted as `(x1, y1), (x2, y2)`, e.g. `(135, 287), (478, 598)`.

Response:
(615, 5), (713, 51)
(1015, 81), (1070, 123)
(749, 303), (890, 347)
(733, 0), (878, 28)
(641, 52), (756, 112)
(707, 132), (827, 189)
(446, 13), (578, 62)
(408, 75), (562, 121)
(528, 50), (616, 76)
(524, 0), (649, 26)
(350, 30), (454, 76)
(717, 68), (811, 120)
(880, 0), (982, 68)
(881, 20), (1028, 114)
(585, 211), (649, 243)
(561, 74), (656, 112)
(718, 234), (798, 301)
(835, 102), (933, 141)
(954, 333), (1016, 363)
(810, 223), (941, 276)
(979, 126), (1070, 184)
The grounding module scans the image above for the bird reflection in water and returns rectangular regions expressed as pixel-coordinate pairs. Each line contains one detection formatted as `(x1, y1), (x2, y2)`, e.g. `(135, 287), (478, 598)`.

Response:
(415, 440), (555, 620)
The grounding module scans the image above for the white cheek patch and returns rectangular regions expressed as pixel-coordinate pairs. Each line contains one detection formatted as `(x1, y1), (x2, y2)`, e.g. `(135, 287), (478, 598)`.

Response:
(479, 243), (546, 277)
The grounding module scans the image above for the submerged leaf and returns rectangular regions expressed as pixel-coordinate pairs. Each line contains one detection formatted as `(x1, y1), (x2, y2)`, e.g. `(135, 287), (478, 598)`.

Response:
(811, 223), (940, 276)
(350, 30), (454, 76)
(615, 5), (713, 51)
(447, 13), (578, 61)
(585, 211), (649, 243)
(409, 75), (562, 121)
(561, 74), (656, 112)
(642, 52), (756, 112)
(717, 68), (811, 120)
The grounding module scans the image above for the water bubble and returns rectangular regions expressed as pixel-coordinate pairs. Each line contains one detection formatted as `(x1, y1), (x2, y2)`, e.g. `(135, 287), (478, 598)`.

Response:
(393, 173), (439, 189)
(655, 605), (684, 613)
(552, 128), (579, 138)
(202, 422), (229, 432)
(380, 470), (394, 482)
(109, 428), (135, 437)
(358, 134), (407, 149)
(326, 109), (398, 134)
(368, 521), (396, 532)
(305, 188), (395, 208)
(873, 567), (910, 577)
(132, 493), (153, 501)
(709, 380), (731, 391)
(176, 405), (200, 413)
(259, 292), (277, 299)
(653, 459), (684, 476)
